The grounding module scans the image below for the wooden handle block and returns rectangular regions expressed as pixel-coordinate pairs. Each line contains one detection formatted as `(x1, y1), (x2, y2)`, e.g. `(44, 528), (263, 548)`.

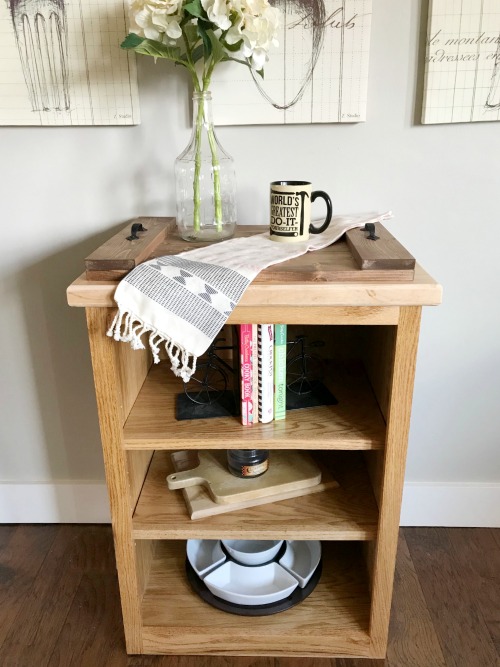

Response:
(85, 217), (176, 281)
(345, 224), (416, 273)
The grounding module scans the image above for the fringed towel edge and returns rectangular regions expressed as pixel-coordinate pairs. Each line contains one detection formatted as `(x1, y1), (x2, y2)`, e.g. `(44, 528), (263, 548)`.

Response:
(106, 308), (197, 382)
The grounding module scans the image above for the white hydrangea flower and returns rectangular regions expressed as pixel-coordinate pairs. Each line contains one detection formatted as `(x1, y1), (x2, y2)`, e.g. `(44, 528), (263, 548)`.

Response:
(225, 0), (279, 69)
(129, 0), (183, 43)
(128, 0), (280, 69)
(201, 0), (232, 31)
(242, 0), (269, 16)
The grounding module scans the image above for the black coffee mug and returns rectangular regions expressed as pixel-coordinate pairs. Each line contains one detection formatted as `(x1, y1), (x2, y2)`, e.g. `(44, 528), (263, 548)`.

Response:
(270, 180), (333, 242)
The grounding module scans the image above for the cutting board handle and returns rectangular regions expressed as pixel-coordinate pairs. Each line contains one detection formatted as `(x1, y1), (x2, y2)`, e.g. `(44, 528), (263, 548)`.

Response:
(166, 470), (206, 491)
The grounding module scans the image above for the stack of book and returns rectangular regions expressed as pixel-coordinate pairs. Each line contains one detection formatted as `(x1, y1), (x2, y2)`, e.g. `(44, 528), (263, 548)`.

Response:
(238, 324), (287, 426)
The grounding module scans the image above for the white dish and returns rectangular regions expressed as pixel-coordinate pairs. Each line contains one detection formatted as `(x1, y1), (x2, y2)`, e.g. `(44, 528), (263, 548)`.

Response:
(279, 540), (322, 588)
(187, 539), (226, 579)
(221, 539), (283, 565)
(204, 561), (298, 606)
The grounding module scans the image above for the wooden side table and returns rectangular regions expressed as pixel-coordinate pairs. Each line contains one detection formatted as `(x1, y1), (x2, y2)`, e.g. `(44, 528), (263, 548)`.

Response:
(67, 221), (441, 657)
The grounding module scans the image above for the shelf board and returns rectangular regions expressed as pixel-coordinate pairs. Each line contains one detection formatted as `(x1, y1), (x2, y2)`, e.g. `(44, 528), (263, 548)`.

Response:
(140, 540), (372, 657)
(123, 361), (386, 450)
(132, 451), (379, 540)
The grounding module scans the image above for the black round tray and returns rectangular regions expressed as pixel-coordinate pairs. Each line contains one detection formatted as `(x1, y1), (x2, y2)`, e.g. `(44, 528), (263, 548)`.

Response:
(185, 542), (322, 616)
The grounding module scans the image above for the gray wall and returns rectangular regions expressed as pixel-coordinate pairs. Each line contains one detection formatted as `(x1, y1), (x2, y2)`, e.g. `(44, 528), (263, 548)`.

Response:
(1, 0), (499, 521)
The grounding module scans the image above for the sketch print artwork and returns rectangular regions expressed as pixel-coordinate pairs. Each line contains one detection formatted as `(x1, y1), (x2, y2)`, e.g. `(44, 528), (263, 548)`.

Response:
(0, 0), (139, 125)
(210, 0), (372, 125)
(8, 0), (70, 113)
(423, 0), (500, 124)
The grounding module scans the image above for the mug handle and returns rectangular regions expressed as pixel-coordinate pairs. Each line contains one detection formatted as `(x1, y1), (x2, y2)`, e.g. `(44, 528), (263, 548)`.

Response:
(309, 191), (332, 234)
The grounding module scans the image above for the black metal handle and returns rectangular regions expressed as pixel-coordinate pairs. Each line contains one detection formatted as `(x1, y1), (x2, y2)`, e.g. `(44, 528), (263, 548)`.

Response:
(363, 222), (379, 241)
(126, 223), (148, 241)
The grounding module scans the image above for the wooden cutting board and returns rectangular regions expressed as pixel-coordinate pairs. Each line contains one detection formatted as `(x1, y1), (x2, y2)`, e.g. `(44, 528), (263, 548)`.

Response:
(168, 450), (338, 518)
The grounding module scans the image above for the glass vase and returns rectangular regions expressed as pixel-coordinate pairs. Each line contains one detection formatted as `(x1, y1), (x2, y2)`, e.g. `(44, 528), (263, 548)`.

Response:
(175, 91), (237, 242)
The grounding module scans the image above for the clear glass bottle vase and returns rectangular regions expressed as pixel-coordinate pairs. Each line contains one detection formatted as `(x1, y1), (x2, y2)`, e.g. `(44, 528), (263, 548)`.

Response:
(175, 91), (237, 242)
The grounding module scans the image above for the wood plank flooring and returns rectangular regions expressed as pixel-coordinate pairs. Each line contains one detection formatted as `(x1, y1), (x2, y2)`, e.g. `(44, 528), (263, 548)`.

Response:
(0, 526), (498, 667)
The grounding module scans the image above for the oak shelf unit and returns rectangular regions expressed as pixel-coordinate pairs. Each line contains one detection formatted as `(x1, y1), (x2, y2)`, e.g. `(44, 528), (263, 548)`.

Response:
(68, 227), (441, 659)
(123, 360), (386, 451)
(132, 450), (379, 541)
(141, 540), (371, 657)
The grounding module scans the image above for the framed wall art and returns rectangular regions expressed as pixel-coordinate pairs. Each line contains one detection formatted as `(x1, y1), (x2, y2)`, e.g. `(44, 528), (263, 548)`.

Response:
(0, 0), (140, 125)
(210, 0), (372, 125)
(422, 0), (500, 124)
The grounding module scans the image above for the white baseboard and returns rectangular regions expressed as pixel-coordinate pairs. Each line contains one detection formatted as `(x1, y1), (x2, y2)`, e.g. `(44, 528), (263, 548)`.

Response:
(0, 482), (111, 523)
(400, 482), (500, 527)
(1, 481), (499, 526)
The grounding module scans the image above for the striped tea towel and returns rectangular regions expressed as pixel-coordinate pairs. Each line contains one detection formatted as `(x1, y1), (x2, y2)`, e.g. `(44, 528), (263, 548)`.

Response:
(107, 211), (393, 381)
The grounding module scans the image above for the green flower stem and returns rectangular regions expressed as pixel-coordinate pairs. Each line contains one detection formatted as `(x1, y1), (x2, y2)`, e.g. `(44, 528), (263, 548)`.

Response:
(206, 123), (222, 231)
(193, 91), (204, 232)
(188, 66), (202, 232)
(190, 63), (223, 235)
(202, 64), (222, 232)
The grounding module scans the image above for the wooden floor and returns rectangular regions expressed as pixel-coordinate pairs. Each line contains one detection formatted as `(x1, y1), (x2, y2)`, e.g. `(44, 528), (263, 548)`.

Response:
(0, 526), (498, 667)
